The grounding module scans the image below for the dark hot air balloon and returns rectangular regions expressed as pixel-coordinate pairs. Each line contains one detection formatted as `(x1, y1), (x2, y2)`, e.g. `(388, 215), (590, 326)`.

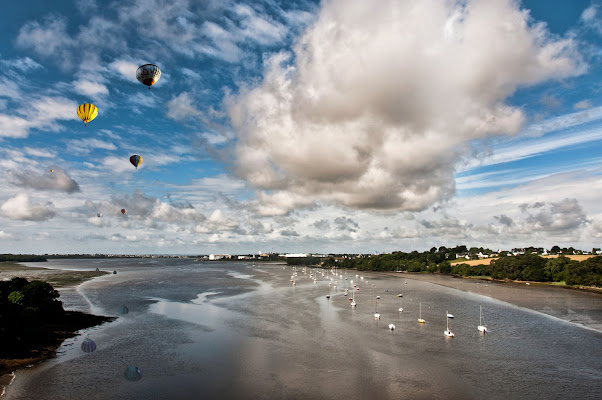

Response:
(130, 155), (142, 169)
(121, 209), (126, 214)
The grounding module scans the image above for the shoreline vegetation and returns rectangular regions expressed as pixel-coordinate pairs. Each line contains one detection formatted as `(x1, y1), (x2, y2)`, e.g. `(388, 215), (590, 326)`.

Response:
(316, 251), (602, 290)
(0, 262), (114, 383)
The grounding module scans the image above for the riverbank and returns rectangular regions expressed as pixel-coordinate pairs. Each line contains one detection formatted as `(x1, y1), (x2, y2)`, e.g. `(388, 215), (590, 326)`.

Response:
(0, 263), (114, 393)
(385, 271), (602, 332)
(0, 262), (108, 288)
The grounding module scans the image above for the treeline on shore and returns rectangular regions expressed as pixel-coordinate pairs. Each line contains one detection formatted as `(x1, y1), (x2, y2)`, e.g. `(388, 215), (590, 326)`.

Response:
(0, 254), (47, 262)
(0, 277), (112, 362)
(288, 250), (602, 288)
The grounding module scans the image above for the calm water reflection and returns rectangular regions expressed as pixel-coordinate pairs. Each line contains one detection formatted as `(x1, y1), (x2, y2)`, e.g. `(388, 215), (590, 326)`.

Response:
(4, 259), (601, 399)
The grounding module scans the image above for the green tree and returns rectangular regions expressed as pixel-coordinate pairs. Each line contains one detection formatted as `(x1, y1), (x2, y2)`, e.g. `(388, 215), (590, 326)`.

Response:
(8, 291), (24, 305)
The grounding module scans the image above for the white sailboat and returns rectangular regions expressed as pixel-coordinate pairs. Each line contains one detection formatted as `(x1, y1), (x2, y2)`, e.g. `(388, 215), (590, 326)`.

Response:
(374, 296), (380, 319)
(418, 302), (425, 324)
(444, 311), (455, 337)
(351, 288), (356, 308)
(478, 305), (488, 333)
(388, 323), (395, 330)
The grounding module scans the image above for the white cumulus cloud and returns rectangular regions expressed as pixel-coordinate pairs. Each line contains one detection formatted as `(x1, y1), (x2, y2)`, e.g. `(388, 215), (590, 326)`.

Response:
(0, 193), (56, 221)
(73, 79), (109, 97)
(227, 0), (586, 215)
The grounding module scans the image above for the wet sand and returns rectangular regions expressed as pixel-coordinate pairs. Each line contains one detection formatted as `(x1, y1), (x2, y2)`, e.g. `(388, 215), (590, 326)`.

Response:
(387, 272), (602, 331)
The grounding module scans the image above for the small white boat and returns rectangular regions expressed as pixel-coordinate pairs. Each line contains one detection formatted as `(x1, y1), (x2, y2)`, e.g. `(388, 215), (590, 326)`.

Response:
(447, 313), (454, 319)
(444, 311), (455, 337)
(326, 295), (330, 299)
(388, 324), (395, 330)
(374, 296), (380, 319)
(478, 305), (488, 333)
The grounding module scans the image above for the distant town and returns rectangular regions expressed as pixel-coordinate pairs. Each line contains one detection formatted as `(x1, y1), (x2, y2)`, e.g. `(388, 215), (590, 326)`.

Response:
(3, 245), (600, 262)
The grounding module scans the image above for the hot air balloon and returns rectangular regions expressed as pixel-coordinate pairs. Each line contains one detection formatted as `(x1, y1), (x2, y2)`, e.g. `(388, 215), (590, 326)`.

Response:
(49, 169), (54, 172)
(77, 103), (98, 126)
(136, 64), (161, 89)
(124, 365), (142, 381)
(129, 155), (143, 169)
(97, 213), (102, 218)
(121, 209), (126, 214)
(81, 338), (97, 353)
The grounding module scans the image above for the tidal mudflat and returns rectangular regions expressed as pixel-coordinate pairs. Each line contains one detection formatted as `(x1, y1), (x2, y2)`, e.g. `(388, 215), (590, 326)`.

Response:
(2, 259), (601, 400)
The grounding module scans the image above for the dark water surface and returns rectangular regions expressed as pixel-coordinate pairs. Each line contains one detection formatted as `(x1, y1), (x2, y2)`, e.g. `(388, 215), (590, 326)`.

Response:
(4, 259), (601, 399)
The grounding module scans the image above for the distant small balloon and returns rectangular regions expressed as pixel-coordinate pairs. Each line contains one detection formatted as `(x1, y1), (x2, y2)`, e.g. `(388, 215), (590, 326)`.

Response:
(120, 305), (129, 314)
(121, 209), (126, 215)
(97, 213), (102, 218)
(49, 169), (54, 172)
(129, 155), (143, 169)
(124, 365), (142, 382)
(81, 338), (97, 353)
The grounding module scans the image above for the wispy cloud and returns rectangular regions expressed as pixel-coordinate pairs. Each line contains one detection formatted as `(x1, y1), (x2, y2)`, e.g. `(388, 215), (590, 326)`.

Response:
(66, 138), (117, 154)
(469, 126), (602, 168)
(0, 57), (43, 73)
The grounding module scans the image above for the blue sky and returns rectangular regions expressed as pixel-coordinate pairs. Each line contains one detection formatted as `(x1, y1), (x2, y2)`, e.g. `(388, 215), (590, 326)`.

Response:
(1, 0), (602, 255)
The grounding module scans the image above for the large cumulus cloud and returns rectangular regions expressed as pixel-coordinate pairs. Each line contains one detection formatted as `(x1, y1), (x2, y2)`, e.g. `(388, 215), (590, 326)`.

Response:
(227, 0), (585, 215)
(0, 193), (55, 221)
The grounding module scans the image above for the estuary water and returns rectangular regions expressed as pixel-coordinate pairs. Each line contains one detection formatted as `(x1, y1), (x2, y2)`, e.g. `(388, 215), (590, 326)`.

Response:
(3, 259), (601, 400)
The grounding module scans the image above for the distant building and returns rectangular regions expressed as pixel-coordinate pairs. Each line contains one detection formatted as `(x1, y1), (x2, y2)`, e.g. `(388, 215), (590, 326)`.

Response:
(209, 254), (231, 260)
(284, 253), (309, 258)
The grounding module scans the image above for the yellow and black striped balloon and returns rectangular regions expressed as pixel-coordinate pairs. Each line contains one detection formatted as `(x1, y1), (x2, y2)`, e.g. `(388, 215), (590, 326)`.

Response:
(77, 103), (98, 126)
